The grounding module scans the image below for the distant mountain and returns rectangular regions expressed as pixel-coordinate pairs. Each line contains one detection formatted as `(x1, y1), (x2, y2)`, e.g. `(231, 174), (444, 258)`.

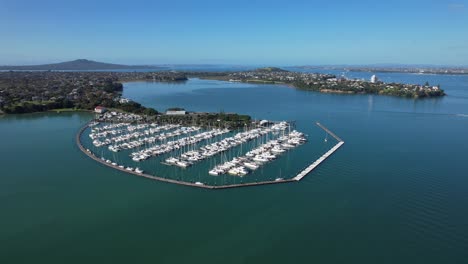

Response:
(0, 59), (164, 71)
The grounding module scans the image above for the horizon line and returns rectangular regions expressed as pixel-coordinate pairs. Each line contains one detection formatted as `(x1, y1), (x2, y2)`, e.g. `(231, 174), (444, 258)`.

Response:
(1, 59), (468, 68)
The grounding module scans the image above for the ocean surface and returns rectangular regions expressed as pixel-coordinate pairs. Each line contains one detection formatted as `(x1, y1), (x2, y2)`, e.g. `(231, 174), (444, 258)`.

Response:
(1, 69), (468, 263)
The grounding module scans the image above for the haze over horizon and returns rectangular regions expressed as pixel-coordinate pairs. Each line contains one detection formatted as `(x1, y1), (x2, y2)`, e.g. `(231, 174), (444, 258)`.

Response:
(1, 0), (467, 66)
(2, 59), (468, 68)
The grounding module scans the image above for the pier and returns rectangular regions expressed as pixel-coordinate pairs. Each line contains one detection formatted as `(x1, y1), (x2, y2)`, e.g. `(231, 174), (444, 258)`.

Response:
(316, 122), (343, 142)
(76, 121), (344, 189)
(293, 122), (345, 181)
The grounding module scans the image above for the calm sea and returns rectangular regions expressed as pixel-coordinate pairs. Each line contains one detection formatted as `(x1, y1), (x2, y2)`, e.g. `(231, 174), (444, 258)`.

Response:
(1, 69), (468, 263)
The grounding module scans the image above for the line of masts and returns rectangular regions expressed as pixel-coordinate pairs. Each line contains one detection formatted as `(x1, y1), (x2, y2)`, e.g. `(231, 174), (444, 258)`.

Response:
(77, 120), (344, 189)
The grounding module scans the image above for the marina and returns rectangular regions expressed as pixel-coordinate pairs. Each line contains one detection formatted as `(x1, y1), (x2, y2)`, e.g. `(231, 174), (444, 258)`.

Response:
(130, 128), (230, 162)
(208, 129), (307, 176)
(77, 118), (344, 189)
(4, 2), (468, 261)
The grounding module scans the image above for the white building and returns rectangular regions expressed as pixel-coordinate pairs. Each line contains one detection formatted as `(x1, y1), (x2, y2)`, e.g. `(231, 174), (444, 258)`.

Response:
(119, 98), (131, 104)
(370, 75), (378, 83)
(94, 106), (107, 114)
(166, 110), (186, 115)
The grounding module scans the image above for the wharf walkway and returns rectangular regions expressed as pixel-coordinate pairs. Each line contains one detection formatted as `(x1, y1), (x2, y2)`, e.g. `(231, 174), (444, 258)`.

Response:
(316, 122), (343, 142)
(76, 121), (344, 189)
(293, 141), (344, 181)
(293, 122), (345, 181)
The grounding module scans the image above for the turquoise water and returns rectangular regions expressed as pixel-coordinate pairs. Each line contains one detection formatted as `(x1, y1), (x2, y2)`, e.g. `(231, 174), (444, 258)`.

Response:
(1, 72), (468, 263)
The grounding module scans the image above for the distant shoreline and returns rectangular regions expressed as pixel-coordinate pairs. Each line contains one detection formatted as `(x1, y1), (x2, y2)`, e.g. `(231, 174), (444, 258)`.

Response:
(194, 70), (446, 99)
(296, 66), (468, 75)
(0, 68), (447, 116)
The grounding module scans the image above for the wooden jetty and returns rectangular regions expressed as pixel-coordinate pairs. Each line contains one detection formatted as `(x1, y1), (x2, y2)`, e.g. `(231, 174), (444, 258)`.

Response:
(76, 121), (344, 189)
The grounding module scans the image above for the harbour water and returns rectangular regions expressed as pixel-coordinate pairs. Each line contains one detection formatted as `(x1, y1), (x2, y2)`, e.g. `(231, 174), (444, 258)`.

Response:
(1, 70), (468, 263)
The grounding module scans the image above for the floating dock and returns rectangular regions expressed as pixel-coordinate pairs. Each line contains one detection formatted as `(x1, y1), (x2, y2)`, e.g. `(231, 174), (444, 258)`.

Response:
(76, 121), (344, 189)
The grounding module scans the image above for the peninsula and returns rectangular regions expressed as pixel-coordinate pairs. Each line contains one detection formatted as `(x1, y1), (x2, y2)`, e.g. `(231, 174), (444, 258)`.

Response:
(0, 63), (445, 117)
(0, 70), (250, 128)
(0, 71), (155, 115)
(297, 65), (468, 75)
(195, 67), (445, 98)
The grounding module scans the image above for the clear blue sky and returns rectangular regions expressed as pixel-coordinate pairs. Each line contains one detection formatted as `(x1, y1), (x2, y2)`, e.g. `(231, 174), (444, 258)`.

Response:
(1, 0), (467, 65)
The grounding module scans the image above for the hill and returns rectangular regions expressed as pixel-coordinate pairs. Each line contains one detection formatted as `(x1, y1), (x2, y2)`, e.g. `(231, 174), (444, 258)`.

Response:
(254, 67), (289, 73)
(0, 59), (163, 71)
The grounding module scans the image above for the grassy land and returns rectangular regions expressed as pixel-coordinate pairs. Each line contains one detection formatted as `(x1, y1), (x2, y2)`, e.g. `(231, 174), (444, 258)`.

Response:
(48, 108), (92, 113)
(198, 75), (231, 81)
(245, 79), (285, 84)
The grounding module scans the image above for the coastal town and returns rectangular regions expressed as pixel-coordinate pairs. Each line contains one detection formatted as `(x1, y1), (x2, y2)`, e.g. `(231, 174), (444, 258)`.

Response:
(0, 66), (445, 116)
(0, 71), (185, 115)
(297, 65), (468, 75)
(199, 67), (446, 98)
(0, 71), (251, 129)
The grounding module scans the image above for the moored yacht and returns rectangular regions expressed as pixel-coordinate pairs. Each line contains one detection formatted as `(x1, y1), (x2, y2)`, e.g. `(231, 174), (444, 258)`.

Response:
(243, 162), (259, 170)
(165, 157), (179, 164)
(175, 160), (190, 168)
